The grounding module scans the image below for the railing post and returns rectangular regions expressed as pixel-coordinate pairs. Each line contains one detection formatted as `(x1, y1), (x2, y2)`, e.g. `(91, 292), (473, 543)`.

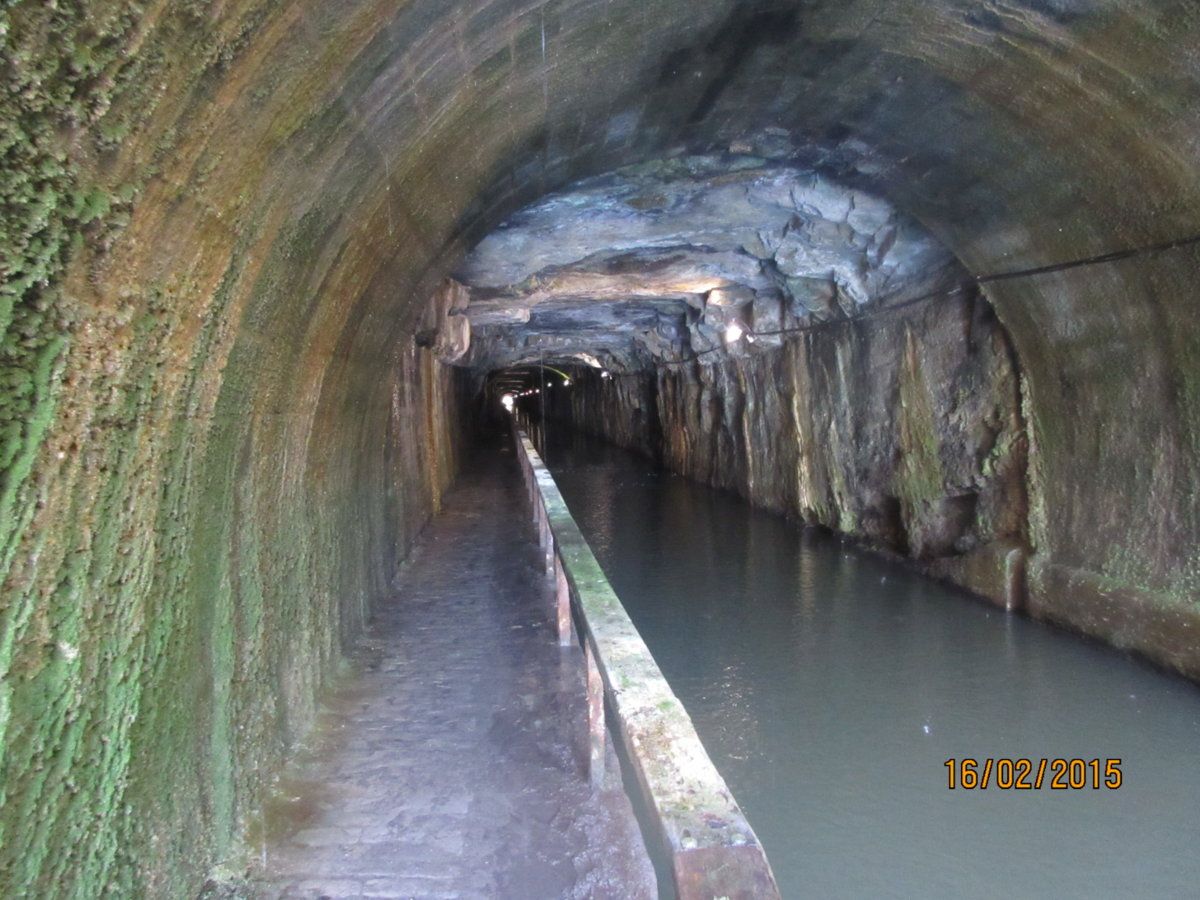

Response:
(554, 555), (571, 647)
(585, 640), (605, 789)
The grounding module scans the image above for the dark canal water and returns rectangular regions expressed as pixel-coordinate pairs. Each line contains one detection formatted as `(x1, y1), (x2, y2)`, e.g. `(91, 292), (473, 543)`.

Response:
(537, 428), (1200, 899)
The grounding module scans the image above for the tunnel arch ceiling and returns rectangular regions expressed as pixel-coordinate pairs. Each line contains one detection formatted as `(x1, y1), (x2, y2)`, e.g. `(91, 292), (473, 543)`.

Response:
(5, 0), (1200, 893)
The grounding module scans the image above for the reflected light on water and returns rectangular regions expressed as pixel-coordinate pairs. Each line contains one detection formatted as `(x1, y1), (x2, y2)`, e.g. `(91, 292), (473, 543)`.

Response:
(542, 429), (1200, 899)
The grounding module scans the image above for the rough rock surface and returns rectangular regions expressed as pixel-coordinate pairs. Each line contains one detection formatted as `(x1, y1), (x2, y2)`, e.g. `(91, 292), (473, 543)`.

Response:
(539, 291), (1030, 609)
(455, 156), (961, 371)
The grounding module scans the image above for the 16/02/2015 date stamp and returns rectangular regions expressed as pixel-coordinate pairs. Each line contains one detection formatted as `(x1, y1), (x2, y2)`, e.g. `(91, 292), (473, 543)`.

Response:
(944, 758), (1122, 790)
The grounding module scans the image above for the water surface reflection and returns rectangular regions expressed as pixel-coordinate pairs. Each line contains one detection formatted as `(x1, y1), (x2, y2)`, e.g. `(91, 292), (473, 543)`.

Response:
(541, 429), (1200, 899)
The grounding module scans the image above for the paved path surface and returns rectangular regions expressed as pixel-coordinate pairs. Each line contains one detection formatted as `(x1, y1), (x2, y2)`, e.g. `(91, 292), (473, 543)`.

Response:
(251, 433), (656, 899)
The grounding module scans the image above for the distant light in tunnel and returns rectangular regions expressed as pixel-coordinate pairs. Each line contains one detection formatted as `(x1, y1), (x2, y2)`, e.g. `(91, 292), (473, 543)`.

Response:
(501, 393), (515, 412)
(601, 370), (611, 380)
(724, 322), (745, 344)
(562, 377), (571, 386)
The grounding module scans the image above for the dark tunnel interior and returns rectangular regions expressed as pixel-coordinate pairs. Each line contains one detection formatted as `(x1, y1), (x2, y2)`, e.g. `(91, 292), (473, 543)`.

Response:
(2, 0), (1200, 894)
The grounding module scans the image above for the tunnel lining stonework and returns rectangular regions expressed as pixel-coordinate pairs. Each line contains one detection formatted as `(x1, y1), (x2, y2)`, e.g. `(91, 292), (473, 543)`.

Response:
(4, 0), (1200, 894)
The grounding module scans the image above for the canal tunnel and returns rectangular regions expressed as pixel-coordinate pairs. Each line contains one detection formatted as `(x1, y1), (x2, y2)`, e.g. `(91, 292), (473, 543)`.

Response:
(3, 0), (1200, 895)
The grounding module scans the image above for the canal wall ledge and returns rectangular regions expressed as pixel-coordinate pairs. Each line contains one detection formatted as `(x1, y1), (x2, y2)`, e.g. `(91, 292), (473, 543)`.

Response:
(514, 420), (781, 900)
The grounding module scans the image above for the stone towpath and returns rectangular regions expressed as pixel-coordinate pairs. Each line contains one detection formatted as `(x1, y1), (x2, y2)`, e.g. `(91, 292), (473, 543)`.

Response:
(251, 432), (656, 899)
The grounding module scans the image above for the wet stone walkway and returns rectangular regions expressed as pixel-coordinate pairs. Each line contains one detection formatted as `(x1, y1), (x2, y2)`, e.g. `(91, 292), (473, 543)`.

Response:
(251, 434), (655, 899)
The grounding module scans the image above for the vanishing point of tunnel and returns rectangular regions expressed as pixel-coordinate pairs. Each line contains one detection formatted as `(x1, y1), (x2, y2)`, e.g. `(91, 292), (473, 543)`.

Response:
(3, 0), (1200, 897)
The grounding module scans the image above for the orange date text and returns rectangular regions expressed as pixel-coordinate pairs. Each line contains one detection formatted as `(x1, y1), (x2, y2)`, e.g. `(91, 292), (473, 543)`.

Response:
(944, 758), (1122, 790)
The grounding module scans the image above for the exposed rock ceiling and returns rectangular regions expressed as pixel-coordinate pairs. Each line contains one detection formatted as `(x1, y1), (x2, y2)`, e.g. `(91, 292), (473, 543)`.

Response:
(449, 151), (967, 372)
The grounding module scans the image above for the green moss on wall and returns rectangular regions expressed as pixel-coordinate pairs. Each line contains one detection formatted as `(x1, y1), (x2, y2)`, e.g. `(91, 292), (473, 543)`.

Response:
(893, 327), (945, 511)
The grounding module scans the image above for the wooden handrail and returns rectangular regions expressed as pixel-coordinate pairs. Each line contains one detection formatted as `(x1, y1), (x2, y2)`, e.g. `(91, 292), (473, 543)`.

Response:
(512, 423), (781, 900)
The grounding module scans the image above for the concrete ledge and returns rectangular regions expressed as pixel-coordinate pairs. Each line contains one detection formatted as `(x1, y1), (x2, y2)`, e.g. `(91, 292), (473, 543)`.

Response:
(1028, 560), (1200, 683)
(513, 425), (781, 900)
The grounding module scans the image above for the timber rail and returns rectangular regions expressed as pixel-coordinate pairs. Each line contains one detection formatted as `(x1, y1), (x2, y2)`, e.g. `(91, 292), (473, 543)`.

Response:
(512, 423), (781, 900)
